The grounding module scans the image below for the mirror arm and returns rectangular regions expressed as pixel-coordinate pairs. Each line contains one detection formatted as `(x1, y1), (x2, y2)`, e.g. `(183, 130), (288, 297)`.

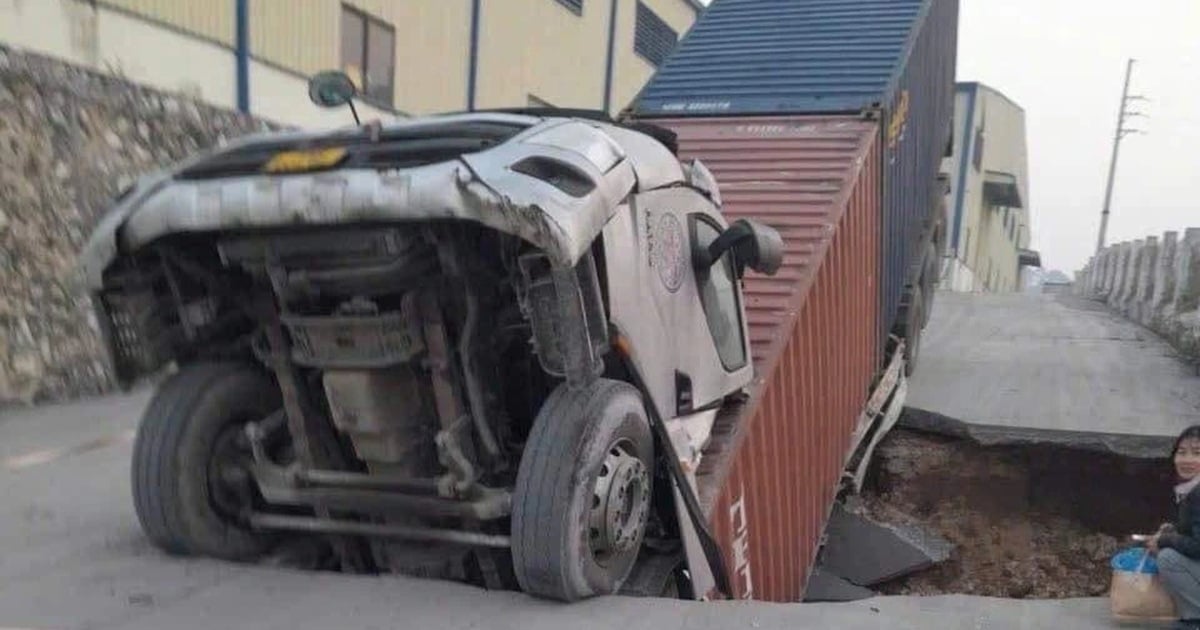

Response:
(347, 99), (361, 126)
(705, 223), (752, 268)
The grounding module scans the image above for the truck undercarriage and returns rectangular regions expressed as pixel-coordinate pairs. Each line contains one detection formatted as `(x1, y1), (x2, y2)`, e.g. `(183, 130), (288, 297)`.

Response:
(107, 220), (683, 594)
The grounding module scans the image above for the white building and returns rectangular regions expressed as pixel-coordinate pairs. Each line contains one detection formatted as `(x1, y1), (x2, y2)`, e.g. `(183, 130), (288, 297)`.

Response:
(941, 81), (1039, 293)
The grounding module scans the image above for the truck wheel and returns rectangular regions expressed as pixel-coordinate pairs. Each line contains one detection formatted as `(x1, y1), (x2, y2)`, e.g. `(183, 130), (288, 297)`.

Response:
(900, 286), (924, 376)
(132, 362), (281, 560)
(512, 379), (654, 601)
(921, 243), (938, 329)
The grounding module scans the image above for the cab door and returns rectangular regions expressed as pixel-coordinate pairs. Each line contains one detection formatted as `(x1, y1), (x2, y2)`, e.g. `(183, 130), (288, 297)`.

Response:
(603, 187), (752, 421)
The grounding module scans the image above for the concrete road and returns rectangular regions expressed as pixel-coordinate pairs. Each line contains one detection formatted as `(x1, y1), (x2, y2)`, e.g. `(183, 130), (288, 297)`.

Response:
(0, 387), (1142, 629)
(906, 291), (1200, 456)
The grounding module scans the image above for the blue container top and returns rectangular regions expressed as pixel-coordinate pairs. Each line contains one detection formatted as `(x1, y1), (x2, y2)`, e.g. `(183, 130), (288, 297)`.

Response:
(632, 0), (931, 117)
(1112, 547), (1158, 574)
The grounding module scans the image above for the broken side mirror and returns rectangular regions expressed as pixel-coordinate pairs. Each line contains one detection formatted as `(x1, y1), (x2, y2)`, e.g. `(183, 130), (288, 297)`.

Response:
(308, 70), (362, 125)
(308, 70), (358, 107)
(699, 218), (783, 278)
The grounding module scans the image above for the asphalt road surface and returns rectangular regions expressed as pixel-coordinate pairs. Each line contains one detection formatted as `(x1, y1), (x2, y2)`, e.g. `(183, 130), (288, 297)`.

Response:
(906, 291), (1200, 456)
(0, 384), (1137, 630)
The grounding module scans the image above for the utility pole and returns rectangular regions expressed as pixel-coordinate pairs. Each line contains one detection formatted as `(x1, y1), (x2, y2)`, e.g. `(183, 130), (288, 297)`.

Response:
(1096, 58), (1148, 253)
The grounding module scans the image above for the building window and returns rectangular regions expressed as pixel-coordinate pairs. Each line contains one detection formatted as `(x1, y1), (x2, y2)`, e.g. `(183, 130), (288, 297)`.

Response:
(554, 0), (583, 15)
(635, 2), (678, 67)
(341, 5), (395, 107)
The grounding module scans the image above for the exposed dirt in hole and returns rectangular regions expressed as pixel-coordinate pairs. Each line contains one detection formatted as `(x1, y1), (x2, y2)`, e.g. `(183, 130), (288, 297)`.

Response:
(861, 429), (1175, 598)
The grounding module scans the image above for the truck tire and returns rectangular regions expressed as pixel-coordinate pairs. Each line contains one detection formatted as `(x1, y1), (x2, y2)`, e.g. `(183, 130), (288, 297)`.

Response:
(512, 379), (654, 601)
(899, 286), (924, 376)
(921, 242), (938, 329)
(132, 362), (280, 560)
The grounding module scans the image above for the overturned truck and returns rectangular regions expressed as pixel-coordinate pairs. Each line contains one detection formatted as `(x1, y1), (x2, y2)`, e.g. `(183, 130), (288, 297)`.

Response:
(80, 96), (783, 600)
(82, 0), (957, 603)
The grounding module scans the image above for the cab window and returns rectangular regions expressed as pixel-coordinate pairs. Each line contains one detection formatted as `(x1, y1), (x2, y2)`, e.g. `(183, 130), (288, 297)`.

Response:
(692, 217), (747, 371)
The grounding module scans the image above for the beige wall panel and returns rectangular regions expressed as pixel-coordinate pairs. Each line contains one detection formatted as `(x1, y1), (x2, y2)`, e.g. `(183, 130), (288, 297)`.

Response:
(104, 0), (234, 45)
(378, 0), (471, 114)
(475, 0), (609, 110)
(249, 0), (338, 76)
(250, 0), (468, 114)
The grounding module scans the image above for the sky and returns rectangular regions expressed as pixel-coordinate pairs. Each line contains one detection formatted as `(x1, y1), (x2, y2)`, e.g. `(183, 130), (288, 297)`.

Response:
(955, 0), (1200, 273)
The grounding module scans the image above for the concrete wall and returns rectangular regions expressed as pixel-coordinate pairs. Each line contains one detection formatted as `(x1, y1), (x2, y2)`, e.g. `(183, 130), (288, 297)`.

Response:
(941, 83), (1032, 293)
(1077, 228), (1200, 360)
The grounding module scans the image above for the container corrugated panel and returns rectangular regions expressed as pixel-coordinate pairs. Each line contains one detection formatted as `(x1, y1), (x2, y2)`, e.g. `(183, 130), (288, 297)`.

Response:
(878, 0), (958, 341)
(655, 116), (881, 601)
(630, 0), (927, 117)
(630, 0), (958, 342)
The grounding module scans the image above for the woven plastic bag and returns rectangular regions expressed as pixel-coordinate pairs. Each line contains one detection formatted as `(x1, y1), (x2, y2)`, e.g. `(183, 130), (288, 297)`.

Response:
(1110, 547), (1178, 622)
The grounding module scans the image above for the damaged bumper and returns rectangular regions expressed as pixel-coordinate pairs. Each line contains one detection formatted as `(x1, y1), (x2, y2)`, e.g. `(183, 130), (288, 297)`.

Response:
(79, 116), (640, 290)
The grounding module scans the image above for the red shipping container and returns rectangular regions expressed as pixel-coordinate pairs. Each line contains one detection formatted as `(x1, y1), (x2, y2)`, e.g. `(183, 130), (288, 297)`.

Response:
(657, 116), (882, 602)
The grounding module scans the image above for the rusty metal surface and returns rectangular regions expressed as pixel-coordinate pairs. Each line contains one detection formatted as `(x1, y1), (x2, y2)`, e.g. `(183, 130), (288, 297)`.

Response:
(657, 116), (882, 602)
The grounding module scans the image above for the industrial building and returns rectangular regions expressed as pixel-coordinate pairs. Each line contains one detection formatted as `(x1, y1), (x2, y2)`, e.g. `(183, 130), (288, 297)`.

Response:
(941, 82), (1039, 293)
(0, 0), (699, 127)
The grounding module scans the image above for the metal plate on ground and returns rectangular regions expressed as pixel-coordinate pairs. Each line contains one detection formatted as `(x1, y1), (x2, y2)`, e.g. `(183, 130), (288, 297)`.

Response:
(818, 503), (953, 587)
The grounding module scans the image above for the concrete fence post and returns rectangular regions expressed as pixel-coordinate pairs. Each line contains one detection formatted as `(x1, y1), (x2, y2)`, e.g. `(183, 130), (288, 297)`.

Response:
(1135, 237), (1158, 323)
(1129, 241), (1146, 315)
(1096, 250), (1111, 296)
(1075, 260), (1091, 295)
(1114, 242), (1137, 310)
(1105, 245), (1122, 297)
(1151, 231), (1178, 333)
(1108, 243), (1127, 308)
(1172, 228), (1200, 356)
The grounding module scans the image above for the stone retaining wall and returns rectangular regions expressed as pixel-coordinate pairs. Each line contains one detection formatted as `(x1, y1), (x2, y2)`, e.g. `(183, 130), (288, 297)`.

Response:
(0, 45), (271, 403)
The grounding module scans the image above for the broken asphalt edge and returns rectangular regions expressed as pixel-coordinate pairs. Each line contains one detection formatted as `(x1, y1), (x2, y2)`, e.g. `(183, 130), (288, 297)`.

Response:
(900, 407), (1172, 459)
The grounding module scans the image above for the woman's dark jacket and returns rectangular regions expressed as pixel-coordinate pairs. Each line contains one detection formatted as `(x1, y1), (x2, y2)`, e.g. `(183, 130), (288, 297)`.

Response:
(1161, 485), (1200, 559)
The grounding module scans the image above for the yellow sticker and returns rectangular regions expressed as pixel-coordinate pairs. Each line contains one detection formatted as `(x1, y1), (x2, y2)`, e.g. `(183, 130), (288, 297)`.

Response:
(263, 147), (348, 173)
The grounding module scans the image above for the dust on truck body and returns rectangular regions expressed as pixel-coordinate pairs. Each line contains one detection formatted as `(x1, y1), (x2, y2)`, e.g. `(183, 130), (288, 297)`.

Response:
(629, 0), (959, 600)
(81, 110), (785, 601)
(80, 0), (957, 604)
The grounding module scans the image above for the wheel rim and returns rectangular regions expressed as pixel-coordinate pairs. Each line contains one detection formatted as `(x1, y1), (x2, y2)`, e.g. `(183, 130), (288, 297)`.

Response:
(588, 436), (651, 565)
(207, 421), (260, 524)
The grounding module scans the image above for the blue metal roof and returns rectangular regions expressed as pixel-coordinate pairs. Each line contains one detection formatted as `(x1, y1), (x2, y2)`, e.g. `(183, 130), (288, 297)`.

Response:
(632, 0), (932, 116)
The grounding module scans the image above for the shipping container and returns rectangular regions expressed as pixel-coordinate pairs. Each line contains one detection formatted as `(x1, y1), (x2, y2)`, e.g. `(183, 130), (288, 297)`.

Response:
(630, 0), (959, 360)
(655, 116), (882, 601)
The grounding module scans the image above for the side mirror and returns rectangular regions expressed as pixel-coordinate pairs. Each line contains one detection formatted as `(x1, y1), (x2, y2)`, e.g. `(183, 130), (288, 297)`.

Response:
(701, 218), (783, 278)
(308, 70), (358, 108)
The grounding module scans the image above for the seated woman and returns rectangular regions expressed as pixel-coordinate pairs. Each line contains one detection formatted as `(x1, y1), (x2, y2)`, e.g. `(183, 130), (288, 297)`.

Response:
(1150, 425), (1200, 630)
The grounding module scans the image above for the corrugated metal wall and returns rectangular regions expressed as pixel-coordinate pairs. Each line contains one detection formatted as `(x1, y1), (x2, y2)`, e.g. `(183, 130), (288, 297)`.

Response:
(102, 0), (234, 45)
(630, 0), (958, 344)
(249, 0), (340, 76)
(630, 0), (927, 116)
(657, 116), (881, 601)
(878, 0), (958, 339)
(610, 0), (697, 113)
